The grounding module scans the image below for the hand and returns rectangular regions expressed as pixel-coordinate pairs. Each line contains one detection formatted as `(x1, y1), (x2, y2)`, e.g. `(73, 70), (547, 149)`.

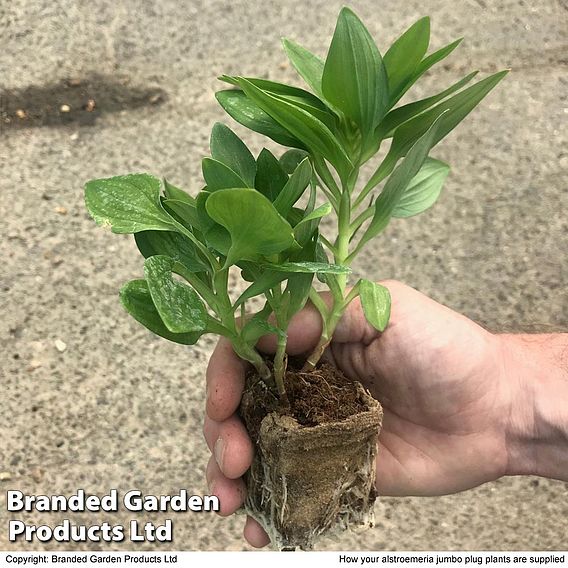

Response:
(202, 280), (518, 547)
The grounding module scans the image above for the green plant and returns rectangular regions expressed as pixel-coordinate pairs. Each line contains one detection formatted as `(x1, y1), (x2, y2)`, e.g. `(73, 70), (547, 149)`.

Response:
(85, 8), (506, 402)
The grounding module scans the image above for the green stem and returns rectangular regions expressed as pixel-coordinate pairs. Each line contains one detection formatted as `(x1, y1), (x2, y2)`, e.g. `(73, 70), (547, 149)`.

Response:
(233, 338), (271, 381)
(353, 152), (397, 210)
(273, 334), (290, 407)
(212, 267), (271, 380)
(304, 173), (357, 370)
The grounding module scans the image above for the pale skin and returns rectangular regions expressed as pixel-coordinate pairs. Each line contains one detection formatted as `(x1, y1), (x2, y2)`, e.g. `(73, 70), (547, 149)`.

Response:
(203, 280), (568, 547)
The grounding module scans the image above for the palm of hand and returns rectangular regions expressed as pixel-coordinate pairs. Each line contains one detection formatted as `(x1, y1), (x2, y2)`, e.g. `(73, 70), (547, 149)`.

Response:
(326, 282), (511, 496)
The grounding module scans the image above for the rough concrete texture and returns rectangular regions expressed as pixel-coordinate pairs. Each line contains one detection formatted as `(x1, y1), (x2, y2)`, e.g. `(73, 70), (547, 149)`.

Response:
(1, 0), (567, 551)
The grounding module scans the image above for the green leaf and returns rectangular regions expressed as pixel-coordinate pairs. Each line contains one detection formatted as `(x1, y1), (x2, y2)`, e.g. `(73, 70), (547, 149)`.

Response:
(392, 158), (450, 218)
(377, 72), (478, 139)
(263, 261), (350, 274)
(220, 75), (327, 113)
(134, 230), (209, 273)
(359, 279), (391, 332)
(358, 116), (442, 248)
(279, 149), (310, 175)
(391, 71), (509, 158)
(384, 17), (430, 106)
(281, 234), (322, 318)
(273, 157), (312, 217)
(206, 188), (295, 265)
(194, 193), (231, 255)
(162, 198), (203, 231)
(321, 7), (389, 141)
(144, 255), (208, 334)
(395, 38), (463, 103)
(235, 269), (287, 307)
(285, 272), (314, 319)
(210, 123), (256, 187)
(120, 280), (202, 345)
(255, 148), (289, 201)
(362, 71), (508, 196)
(202, 157), (248, 191)
(236, 78), (352, 178)
(293, 202), (332, 243)
(85, 174), (176, 234)
(282, 38), (327, 103)
(215, 89), (303, 149)
(163, 179), (194, 204)
(241, 313), (284, 344)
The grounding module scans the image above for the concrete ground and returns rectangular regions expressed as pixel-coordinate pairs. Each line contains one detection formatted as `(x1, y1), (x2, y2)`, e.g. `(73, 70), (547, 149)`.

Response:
(1, 0), (567, 551)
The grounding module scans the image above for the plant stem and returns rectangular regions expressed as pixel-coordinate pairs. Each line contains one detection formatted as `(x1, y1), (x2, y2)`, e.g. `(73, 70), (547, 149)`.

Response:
(214, 267), (272, 381)
(303, 173), (357, 371)
(270, 283), (291, 403)
(273, 334), (290, 407)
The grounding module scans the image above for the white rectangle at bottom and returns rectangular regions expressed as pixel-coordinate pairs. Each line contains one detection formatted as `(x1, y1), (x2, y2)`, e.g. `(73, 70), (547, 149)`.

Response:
(0, 551), (566, 568)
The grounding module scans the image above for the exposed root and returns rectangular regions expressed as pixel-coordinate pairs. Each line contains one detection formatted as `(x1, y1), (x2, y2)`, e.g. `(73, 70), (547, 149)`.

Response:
(240, 372), (383, 551)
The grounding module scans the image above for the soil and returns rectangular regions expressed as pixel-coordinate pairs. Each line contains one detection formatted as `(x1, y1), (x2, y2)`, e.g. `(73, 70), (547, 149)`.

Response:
(239, 363), (383, 550)
(241, 362), (371, 440)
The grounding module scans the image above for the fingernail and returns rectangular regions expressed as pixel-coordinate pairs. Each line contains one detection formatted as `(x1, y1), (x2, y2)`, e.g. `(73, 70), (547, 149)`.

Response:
(214, 437), (225, 470)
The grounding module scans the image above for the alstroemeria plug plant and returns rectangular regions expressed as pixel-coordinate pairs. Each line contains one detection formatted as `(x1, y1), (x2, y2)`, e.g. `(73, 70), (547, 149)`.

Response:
(216, 8), (507, 370)
(84, 7), (508, 550)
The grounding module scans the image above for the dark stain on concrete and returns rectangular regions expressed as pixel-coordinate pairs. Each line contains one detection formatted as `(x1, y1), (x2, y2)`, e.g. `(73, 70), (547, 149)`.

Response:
(0, 75), (167, 133)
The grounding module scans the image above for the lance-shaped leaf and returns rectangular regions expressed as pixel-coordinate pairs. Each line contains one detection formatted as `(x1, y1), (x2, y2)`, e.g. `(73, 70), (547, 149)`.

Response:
(236, 269), (288, 307)
(392, 158), (450, 218)
(255, 148), (289, 201)
(282, 38), (326, 101)
(206, 188), (295, 265)
(390, 71), (508, 159)
(262, 261), (350, 274)
(220, 75), (328, 114)
(376, 71), (478, 139)
(236, 78), (352, 178)
(144, 255), (208, 334)
(293, 202), (332, 244)
(395, 38), (463, 103)
(210, 123), (256, 187)
(359, 279), (391, 332)
(384, 17), (430, 106)
(85, 174), (176, 234)
(322, 7), (389, 141)
(273, 157), (312, 217)
(215, 89), (303, 149)
(358, 116), (442, 249)
(120, 279), (202, 345)
(134, 230), (209, 273)
(202, 157), (248, 191)
(361, 70), (508, 198)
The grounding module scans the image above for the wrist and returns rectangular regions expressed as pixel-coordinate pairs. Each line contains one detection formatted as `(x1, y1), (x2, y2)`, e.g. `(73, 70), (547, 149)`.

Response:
(499, 333), (568, 480)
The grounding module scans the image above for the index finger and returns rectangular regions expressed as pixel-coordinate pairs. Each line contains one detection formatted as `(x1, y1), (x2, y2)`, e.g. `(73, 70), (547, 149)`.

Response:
(206, 337), (248, 422)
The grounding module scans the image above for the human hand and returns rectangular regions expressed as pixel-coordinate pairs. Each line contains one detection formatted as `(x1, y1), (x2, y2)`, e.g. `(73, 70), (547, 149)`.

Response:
(202, 280), (520, 546)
